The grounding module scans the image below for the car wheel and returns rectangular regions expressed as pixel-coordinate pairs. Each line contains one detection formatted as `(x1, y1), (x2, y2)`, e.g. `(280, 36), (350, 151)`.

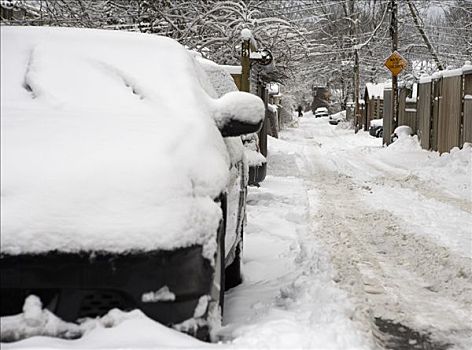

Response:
(225, 237), (243, 290)
(200, 218), (225, 342)
(211, 216), (225, 310)
(378, 129), (383, 138)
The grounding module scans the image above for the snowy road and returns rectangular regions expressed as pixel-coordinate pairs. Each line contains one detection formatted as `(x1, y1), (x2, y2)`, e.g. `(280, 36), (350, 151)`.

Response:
(223, 114), (472, 349)
(4, 113), (471, 350)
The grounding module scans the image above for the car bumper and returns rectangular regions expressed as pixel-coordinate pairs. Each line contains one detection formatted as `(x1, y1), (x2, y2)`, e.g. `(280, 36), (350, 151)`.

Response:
(0, 246), (213, 326)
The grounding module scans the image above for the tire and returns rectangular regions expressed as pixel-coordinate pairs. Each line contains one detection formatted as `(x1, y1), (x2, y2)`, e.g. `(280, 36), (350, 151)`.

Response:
(377, 129), (383, 138)
(201, 217), (225, 342)
(225, 236), (243, 290)
(212, 208), (226, 312)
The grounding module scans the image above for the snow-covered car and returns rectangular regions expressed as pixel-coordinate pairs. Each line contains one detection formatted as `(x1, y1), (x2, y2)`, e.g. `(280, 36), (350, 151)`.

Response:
(314, 107), (329, 118)
(0, 27), (264, 341)
(328, 110), (346, 125)
(369, 118), (383, 138)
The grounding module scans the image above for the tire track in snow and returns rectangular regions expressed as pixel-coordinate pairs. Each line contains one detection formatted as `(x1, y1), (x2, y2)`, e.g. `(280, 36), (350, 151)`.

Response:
(361, 158), (471, 215)
(303, 152), (472, 350)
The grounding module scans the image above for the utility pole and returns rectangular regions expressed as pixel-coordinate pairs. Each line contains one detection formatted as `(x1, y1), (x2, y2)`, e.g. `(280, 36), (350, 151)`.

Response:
(353, 19), (360, 133)
(390, 0), (399, 130)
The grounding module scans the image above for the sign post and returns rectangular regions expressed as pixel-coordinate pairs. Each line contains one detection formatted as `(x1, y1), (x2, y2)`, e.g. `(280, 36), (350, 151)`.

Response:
(384, 50), (407, 137)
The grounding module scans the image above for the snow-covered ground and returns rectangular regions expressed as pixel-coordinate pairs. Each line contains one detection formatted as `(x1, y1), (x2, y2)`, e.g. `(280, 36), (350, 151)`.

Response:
(3, 113), (471, 349)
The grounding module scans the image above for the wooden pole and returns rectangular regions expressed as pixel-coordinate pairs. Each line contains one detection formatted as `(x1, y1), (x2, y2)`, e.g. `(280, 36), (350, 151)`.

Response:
(354, 46), (360, 132)
(241, 39), (250, 93)
(391, 0), (399, 131)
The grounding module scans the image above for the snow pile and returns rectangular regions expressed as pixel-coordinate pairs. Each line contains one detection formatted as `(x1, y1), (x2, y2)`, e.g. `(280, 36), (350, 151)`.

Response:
(1, 296), (81, 342)
(418, 144), (472, 200)
(241, 133), (266, 167)
(385, 134), (421, 153)
(1, 297), (206, 348)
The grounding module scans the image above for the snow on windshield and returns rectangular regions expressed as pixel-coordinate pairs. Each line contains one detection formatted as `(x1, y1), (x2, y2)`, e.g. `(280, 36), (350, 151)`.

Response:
(1, 26), (233, 256)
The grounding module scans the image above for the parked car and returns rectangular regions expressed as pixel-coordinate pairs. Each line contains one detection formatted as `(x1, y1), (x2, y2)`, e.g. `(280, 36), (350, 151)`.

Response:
(369, 118), (384, 138)
(0, 27), (264, 342)
(314, 106), (329, 118)
(328, 110), (346, 125)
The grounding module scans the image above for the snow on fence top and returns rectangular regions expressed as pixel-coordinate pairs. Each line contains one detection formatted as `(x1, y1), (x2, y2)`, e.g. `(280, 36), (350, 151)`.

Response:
(0, 26), (262, 257)
(365, 82), (390, 99)
(420, 61), (472, 83)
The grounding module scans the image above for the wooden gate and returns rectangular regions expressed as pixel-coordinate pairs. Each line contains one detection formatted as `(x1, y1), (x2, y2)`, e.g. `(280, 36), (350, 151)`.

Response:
(417, 81), (432, 150)
(437, 75), (462, 153)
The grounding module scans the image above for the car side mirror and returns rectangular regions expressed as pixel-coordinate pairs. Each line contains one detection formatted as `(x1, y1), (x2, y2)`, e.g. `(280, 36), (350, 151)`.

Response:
(212, 91), (265, 137)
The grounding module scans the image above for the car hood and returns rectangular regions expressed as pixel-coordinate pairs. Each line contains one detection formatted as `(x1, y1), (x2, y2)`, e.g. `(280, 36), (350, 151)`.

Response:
(1, 27), (231, 256)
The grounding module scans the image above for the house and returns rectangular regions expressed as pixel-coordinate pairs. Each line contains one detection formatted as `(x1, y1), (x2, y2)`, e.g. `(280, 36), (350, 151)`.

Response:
(311, 86), (331, 113)
(363, 82), (389, 130)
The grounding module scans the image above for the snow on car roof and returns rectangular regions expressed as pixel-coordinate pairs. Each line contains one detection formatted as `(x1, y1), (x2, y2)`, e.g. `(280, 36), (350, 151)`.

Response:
(1, 26), (234, 256)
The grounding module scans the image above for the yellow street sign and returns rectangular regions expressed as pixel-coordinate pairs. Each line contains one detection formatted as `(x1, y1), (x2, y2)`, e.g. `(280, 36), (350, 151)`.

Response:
(384, 51), (408, 77)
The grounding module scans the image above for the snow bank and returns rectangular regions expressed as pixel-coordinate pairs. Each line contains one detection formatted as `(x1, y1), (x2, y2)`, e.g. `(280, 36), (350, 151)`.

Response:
(419, 143), (472, 200)
(1, 296), (81, 342)
(1, 296), (205, 348)
(379, 135), (471, 201)
(0, 26), (247, 256)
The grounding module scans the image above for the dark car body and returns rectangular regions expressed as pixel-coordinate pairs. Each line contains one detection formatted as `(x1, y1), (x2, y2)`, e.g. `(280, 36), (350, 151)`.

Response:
(369, 125), (383, 138)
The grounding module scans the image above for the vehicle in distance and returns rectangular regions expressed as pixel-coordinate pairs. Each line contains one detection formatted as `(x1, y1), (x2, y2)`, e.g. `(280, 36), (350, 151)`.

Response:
(314, 107), (329, 118)
(0, 27), (265, 342)
(369, 118), (383, 138)
(328, 111), (346, 125)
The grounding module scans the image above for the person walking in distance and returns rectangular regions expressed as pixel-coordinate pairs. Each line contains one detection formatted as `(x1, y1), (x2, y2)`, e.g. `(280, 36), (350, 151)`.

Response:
(297, 105), (303, 117)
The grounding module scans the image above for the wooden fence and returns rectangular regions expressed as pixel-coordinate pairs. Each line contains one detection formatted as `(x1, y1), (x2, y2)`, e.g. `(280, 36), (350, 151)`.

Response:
(383, 66), (472, 153)
(417, 67), (472, 153)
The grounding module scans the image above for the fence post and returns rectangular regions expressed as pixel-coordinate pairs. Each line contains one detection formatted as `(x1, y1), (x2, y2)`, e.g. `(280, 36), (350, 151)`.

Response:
(240, 38), (250, 93)
(383, 88), (393, 145)
(398, 87), (407, 127)
(463, 70), (472, 145)
(431, 78), (441, 151)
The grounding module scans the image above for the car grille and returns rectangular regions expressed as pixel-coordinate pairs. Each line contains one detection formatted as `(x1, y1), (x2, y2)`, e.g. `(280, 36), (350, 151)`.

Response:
(78, 291), (128, 318)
